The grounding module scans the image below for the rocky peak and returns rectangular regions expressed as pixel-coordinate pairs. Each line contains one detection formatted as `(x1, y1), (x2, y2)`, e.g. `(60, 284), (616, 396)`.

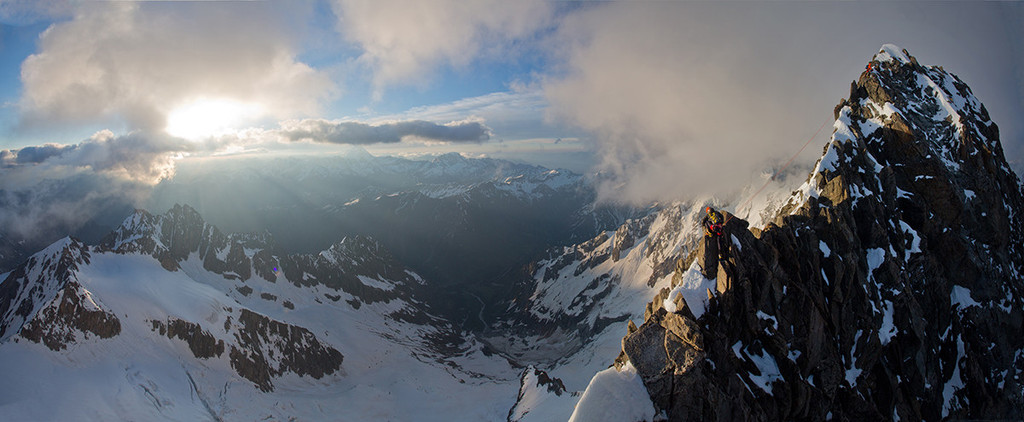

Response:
(0, 238), (90, 325)
(321, 235), (391, 267)
(786, 43), (1022, 291)
(0, 237), (120, 349)
(431, 151), (469, 166)
(602, 45), (1024, 421)
(97, 204), (424, 311)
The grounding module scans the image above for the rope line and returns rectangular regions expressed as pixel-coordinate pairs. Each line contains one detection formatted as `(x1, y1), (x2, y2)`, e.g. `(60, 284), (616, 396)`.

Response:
(726, 119), (832, 223)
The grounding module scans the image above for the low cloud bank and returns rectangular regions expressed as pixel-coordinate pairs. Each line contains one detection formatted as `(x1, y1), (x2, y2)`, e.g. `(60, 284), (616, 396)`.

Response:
(280, 119), (491, 144)
(0, 115), (493, 243)
(0, 130), (186, 242)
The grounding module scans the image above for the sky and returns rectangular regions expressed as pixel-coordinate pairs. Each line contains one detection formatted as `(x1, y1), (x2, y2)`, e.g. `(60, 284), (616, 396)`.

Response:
(0, 0), (1022, 229)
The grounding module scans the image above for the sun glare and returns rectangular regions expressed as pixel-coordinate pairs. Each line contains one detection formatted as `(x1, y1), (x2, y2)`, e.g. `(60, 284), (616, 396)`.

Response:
(165, 98), (263, 140)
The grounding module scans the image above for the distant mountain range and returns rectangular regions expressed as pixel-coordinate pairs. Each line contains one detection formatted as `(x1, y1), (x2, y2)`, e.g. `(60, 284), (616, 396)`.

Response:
(2, 44), (1022, 421)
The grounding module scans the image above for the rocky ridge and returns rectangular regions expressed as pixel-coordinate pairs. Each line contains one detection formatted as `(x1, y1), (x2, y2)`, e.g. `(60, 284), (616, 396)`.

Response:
(100, 204), (425, 307)
(600, 44), (1024, 421)
(0, 203), (462, 394)
(499, 201), (727, 421)
(0, 237), (120, 349)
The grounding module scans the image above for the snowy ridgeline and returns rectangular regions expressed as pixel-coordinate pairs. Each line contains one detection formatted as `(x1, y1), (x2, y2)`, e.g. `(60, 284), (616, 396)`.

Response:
(0, 213), (526, 421)
(504, 196), (783, 421)
(568, 363), (658, 422)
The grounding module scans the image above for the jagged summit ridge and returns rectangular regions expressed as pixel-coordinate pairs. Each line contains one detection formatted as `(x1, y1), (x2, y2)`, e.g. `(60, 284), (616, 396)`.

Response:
(579, 44), (1024, 421)
(793, 43), (1009, 205)
(788, 43), (1022, 288)
(99, 204), (421, 303)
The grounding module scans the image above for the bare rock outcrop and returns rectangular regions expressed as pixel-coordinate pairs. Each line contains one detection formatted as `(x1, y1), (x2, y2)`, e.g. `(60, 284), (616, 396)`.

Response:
(616, 45), (1024, 421)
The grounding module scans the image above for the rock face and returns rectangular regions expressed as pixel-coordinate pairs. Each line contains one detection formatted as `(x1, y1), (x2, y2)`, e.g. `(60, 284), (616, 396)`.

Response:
(493, 205), (695, 362)
(228, 309), (344, 392)
(0, 238), (121, 350)
(614, 45), (1024, 421)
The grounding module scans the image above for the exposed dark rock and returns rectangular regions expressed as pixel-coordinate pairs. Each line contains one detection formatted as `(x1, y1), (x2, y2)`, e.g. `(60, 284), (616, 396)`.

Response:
(99, 205), (429, 313)
(697, 233), (719, 280)
(616, 46), (1024, 421)
(277, 235), (418, 304)
(612, 215), (653, 261)
(19, 281), (121, 351)
(531, 367), (567, 396)
(251, 250), (278, 282)
(493, 204), (694, 364)
(99, 205), (256, 282)
(151, 318), (225, 359)
(507, 366), (570, 421)
(0, 238), (120, 350)
(229, 309), (343, 392)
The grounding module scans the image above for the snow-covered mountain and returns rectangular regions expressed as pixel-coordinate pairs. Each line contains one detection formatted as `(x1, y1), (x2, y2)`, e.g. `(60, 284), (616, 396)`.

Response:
(5, 44), (1019, 422)
(0, 204), (523, 420)
(491, 202), (704, 420)
(146, 151), (635, 325)
(150, 150), (595, 224)
(569, 44), (1024, 421)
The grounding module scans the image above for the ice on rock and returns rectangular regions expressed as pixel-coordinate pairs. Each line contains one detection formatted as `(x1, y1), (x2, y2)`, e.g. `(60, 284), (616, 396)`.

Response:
(874, 44), (911, 64)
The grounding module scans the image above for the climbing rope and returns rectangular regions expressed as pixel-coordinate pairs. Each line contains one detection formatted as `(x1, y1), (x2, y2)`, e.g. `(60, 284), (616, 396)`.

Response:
(725, 119), (831, 224)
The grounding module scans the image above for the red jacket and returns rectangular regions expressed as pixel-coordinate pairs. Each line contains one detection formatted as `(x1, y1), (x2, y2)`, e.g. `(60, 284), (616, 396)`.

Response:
(702, 210), (724, 236)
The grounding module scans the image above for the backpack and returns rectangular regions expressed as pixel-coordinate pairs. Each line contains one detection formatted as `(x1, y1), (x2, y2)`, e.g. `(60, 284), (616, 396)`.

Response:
(705, 211), (724, 236)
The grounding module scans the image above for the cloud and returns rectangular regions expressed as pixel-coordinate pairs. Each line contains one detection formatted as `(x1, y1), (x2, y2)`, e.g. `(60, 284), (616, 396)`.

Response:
(391, 88), (577, 141)
(279, 118), (490, 144)
(332, 0), (553, 96)
(1, 130), (189, 183)
(1, 143), (71, 165)
(543, 2), (1024, 205)
(17, 1), (335, 134)
(0, 130), (188, 240)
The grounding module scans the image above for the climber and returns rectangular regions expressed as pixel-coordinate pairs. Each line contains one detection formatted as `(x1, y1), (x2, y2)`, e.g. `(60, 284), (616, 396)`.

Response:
(702, 206), (729, 260)
(698, 206), (729, 280)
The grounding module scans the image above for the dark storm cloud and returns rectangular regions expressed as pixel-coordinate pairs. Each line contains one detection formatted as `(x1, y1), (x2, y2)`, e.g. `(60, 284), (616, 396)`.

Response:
(281, 119), (491, 144)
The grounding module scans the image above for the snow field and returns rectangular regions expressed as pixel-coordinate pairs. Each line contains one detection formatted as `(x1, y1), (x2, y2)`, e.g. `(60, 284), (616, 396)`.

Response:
(1, 247), (522, 421)
(568, 362), (656, 422)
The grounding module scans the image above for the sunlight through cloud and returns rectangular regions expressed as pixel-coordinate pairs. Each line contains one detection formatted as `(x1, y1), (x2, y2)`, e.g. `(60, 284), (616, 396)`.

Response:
(165, 98), (264, 140)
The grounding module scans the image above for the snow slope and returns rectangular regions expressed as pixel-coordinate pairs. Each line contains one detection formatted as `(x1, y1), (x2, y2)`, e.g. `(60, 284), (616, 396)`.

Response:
(501, 194), (787, 421)
(0, 208), (521, 421)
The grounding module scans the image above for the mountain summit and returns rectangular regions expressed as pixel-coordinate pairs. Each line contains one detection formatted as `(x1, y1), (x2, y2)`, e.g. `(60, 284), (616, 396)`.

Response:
(2, 44), (1021, 422)
(572, 44), (1024, 421)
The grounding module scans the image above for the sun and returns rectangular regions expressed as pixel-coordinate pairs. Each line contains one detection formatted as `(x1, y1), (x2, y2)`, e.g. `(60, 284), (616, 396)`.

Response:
(165, 98), (263, 140)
